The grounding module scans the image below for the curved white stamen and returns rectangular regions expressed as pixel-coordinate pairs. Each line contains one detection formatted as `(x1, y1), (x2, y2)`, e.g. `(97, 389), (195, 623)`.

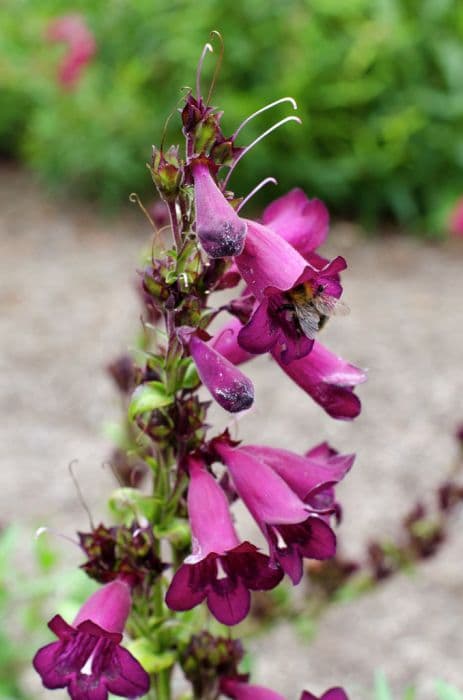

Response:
(223, 116), (302, 189)
(206, 31), (224, 106)
(178, 272), (189, 289)
(232, 97), (298, 142)
(35, 526), (80, 548)
(236, 177), (278, 213)
(196, 43), (213, 100)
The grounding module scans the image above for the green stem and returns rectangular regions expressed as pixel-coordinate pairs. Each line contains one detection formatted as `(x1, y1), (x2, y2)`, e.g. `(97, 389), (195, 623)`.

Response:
(167, 200), (182, 250)
(150, 445), (173, 700)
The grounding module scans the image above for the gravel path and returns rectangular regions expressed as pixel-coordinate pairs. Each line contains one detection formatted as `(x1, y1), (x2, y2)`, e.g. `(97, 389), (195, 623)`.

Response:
(1, 165), (462, 699)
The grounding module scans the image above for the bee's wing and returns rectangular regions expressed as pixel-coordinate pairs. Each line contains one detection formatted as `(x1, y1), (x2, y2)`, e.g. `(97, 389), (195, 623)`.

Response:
(295, 303), (320, 339)
(313, 294), (350, 317)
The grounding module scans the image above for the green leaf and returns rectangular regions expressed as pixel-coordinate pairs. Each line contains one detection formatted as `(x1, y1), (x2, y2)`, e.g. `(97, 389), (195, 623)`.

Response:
(128, 382), (173, 420)
(127, 639), (176, 674)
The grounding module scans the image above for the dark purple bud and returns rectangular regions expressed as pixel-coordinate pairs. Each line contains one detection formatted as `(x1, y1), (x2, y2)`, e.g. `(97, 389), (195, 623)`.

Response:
(107, 355), (136, 394)
(79, 522), (166, 588)
(188, 334), (254, 413)
(180, 631), (244, 700)
(193, 161), (247, 258)
(438, 480), (463, 512)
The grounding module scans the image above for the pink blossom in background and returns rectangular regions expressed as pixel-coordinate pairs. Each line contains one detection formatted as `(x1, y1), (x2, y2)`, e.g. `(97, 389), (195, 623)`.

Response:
(449, 198), (463, 237)
(46, 14), (96, 89)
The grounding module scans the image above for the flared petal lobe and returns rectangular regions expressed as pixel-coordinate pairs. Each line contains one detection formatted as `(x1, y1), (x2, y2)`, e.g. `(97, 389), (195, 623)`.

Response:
(189, 334), (254, 413)
(193, 162), (247, 257)
(262, 188), (329, 256)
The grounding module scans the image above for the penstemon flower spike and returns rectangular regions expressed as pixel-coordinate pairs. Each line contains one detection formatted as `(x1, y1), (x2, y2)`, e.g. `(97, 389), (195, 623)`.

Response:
(34, 35), (361, 700)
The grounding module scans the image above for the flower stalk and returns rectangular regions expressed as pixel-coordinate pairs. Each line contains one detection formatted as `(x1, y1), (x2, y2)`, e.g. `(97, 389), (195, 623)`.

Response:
(34, 37), (365, 700)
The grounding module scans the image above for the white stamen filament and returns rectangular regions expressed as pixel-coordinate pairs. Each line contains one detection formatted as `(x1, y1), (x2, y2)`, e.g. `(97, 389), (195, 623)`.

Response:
(275, 529), (287, 550)
(236, 177), (278, 213)
(34, 526), (80, 548)
(223, 116), (302, 189)
(81, 653), (94, 676)
(196, 43), (213, 100)
(216, 559), (228, 580)
(178, 272), (189, 289)
(232, 97), (298, 142)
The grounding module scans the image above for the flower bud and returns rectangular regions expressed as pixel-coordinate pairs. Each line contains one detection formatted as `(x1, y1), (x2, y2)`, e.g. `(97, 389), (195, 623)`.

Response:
(149, 145), (183, 201)
(192, 161), (247, 258)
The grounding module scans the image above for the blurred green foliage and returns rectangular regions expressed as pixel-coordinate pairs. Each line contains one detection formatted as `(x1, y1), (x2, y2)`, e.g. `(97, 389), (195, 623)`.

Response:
(0, 526), (96, 699)
(1, 0), (463, 233)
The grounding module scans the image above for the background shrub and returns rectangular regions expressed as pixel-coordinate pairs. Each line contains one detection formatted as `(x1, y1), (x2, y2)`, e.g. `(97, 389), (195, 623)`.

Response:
(2, 0), (463, 232)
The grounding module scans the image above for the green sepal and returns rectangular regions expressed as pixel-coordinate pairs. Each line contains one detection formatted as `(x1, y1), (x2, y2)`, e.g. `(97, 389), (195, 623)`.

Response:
(153, 518), (191, 549)
(128, 382), (173, 420)
(127, 639), (176, 674)
(108, 488), (158, 523)
(176, 358), (200, 391)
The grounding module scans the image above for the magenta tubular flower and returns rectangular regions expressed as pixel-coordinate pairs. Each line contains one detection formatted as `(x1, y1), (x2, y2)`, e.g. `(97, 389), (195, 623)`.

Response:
(33, 580), (150, 700)
(235, 220), (346, 364)
(192, 161), (247, 257)
(188, 333), (254, 413)
(214, 441), (336, 584)
(211, 317), (366, 420)
(262, 188), (329, 258)
(241, 444), (354, 503)
(221, 678), (349, 700)
(301, 689), (349, 700)
(165, 457), (282, 625)
(274, 341), (367, 420)
(47, 14), (96, 89)
(221, 677), (286, 700)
